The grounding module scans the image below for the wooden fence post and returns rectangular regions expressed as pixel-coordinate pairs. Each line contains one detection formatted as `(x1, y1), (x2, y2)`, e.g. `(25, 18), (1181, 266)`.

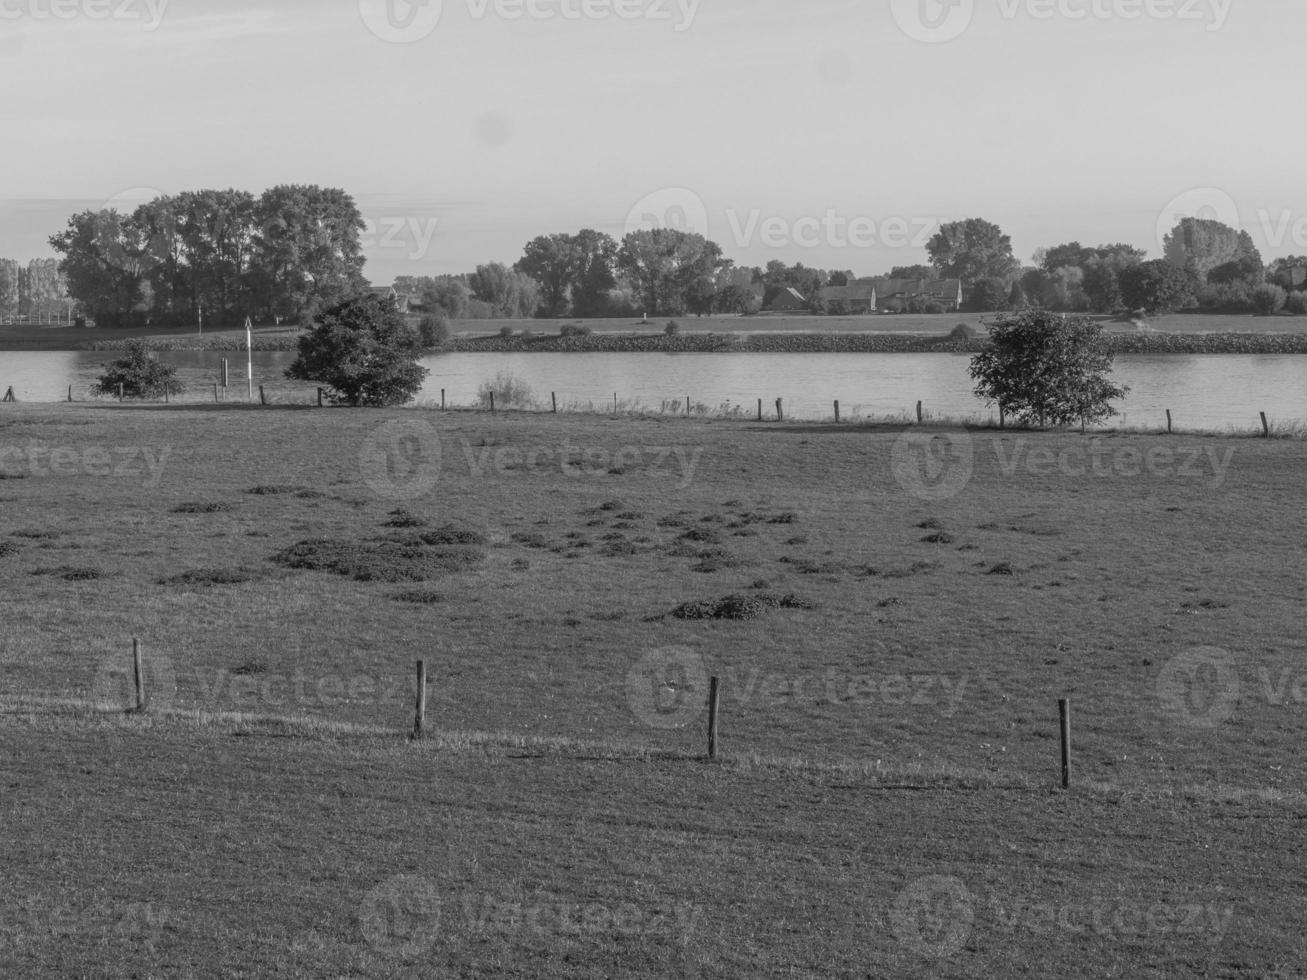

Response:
(1166, 409), (1172, 435)
(614, 393), (618, 414)
(317, 387), (324, 408)
(757, 398), (763, 422)
(68, 385), (73, 403)
(133, 638), (146, 712)
(1261, 412), (1271, 438)
(441, 389), (446, 411)
(489, 391), (495, 413)
(834, 400), (841, 423)
(221, 359), (229, 388)
(1059, 698), (1071, 790)
(118, 383), (123, 402)
(259, 385), (266, 406)
(552, 392), (558, 414)
(213, 383), (219, 404)
(413, 660), (427, 740)
(775, 398), (784, 423)
(916, 401), (924, 425)
(708, 676), (720, 761)
(686, 396), (691, 415)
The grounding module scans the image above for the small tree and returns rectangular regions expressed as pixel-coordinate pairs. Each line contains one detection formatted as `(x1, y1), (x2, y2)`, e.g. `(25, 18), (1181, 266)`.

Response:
(417, 314), (450, 349)
(285, 293), (428, 407)
(93, 340), (183, 399)
(969, 310), (1128, 428)
(1251, 283), (1287, 315)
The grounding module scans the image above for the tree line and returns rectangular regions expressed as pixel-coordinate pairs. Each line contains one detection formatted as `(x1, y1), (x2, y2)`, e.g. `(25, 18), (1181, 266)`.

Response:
(45, 186), (368, 329)
(0, 258), (70, 318)
(26, 189), (1307, 326)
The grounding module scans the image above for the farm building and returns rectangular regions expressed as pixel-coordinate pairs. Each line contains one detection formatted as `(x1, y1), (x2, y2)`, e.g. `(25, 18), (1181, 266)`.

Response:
(764, 287), (808, 312)
(823, 277), (964, 313)
(368, 285), (414, 314)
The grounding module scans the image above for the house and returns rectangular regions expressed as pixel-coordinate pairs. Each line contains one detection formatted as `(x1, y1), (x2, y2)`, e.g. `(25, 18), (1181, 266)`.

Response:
(820, 279), (879, 313)
(873, 278), (964, 312)
(824, 277), (964, 313)
(369, 285), (413, 314)
(764, 287), (808, 313)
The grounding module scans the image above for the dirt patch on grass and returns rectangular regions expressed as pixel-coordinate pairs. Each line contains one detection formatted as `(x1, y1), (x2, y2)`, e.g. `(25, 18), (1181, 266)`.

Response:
(391, 590), (449, 605)
(384, 509), (428, 529)
(158, 568), (261, 588)
(272, 536), (486, 583)
(673, 592), (814, 620)
(32, 566), (103, 582)
(0, 542), (20, 558)
(173, 502), (234, 515)
(921, 532), (956, 545)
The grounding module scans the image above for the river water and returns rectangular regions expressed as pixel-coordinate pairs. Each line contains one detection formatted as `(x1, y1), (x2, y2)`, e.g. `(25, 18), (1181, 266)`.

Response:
(3, 349), (1305, 429)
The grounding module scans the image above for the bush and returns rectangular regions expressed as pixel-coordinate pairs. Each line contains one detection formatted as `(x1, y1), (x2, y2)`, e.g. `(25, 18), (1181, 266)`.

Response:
(560, 323), (593, 338)
(1286, 291), (1307, 315)
(499, 325), (515, 339)
(476, 370), (535, 409)
(665, 320), (680, 336)
(948, 323), (977, 341)
(284, 293), (429, 407)
(417, 315), (450, 349)
(92, 340), (184, 399)
(1252, 283), (1288, 315)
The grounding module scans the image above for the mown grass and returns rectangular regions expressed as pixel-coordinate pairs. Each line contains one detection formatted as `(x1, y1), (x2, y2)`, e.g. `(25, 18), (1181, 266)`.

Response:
(1, 403), (1305, 977)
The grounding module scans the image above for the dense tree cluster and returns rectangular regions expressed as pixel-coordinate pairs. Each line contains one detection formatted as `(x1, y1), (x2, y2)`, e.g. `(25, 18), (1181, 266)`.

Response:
(0, 258), (70, 318)
(47, 186), (368, 328)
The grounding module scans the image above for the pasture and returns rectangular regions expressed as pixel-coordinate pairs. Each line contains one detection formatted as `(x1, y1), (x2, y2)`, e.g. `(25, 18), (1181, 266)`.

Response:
(1, 404), (1305, 977)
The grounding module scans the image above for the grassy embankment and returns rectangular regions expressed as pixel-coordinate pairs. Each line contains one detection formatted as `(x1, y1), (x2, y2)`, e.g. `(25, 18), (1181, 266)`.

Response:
(7, 311), (1307, 353)
(1, 405), (1305, 977)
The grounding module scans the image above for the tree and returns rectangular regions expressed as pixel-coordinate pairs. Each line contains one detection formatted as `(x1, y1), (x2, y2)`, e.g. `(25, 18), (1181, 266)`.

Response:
(889, 264), (937, 280)
(1251, 283), (1287, 315)
(1163, 218), (1261, 281)
(285, 293), (429, 407)
(1119, 260), (1196, 314)
(617, 229), (727, 316)
(927, 218), (1021, 283)
(965, 277), (1009, 312)
(49, 209), (153, 328)
(515, 229), (618, 317)
(469, 263), (541, 318)
(92, 340), (183, 399)
(1267, 256), (1307, 291)
(969, 309), (1128, 428)
(0, 259), (18, 316)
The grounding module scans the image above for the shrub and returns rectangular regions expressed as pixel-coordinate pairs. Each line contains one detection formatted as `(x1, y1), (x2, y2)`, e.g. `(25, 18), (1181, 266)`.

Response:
(92, 340), (183, 399)
(1286, 291), (1307, 315)
(665, 320), (680, 336)
(499, 325), (515, 339)
(417, 315), (450, 349)
(285, 293), (428, 407)
(476, 370), (535, 409)
(948, 323), (977, 341)
(1252, 283), (1288, 315)
(560, 323), (592, 338)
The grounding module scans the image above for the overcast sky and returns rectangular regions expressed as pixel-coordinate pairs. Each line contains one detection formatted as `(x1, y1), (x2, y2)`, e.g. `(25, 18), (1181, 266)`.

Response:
(2, 0), (1303, 283)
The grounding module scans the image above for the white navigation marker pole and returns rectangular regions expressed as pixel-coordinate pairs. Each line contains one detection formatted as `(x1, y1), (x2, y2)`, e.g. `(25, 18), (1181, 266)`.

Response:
(245, 316), (254, 402)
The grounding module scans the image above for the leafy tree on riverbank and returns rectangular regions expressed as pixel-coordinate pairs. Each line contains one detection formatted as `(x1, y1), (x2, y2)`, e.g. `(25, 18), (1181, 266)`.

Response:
(286, 293), (428, 407)
(969, 309), (1127, 428)
(92, 340), (183, 399)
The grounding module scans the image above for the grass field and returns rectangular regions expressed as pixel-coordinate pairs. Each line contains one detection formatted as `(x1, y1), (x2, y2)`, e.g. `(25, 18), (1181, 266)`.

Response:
(5, 310), (1307, 352)
(2, 405), (1306, 977)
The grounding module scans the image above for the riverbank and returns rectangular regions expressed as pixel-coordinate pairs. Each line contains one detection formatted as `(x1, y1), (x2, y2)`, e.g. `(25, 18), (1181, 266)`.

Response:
(56, 329), (1307, 356)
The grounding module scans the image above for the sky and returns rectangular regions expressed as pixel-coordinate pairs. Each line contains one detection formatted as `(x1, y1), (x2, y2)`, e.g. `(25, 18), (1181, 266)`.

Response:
(1, 0), (1304, 285)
